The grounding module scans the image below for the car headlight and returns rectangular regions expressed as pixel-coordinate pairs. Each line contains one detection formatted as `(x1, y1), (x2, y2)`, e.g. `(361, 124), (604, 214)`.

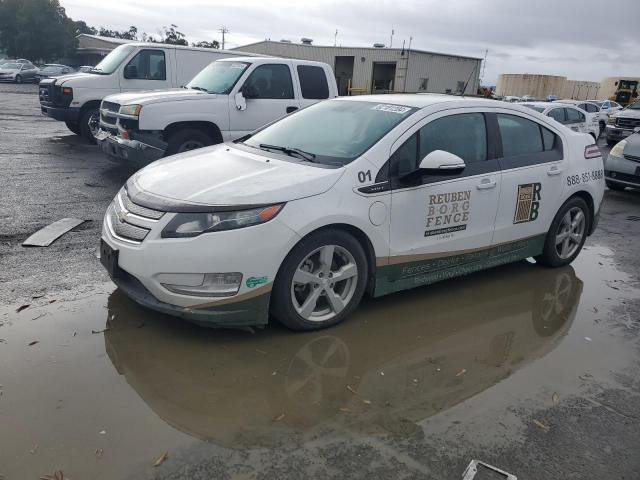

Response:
(607, 117), (616, 125)
(610, 140), (627, 158)
(119, 104), (142, 117)
(161, 204), (284, 238)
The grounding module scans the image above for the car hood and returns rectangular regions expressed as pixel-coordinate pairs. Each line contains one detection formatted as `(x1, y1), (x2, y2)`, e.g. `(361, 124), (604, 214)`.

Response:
(105, 89), (213, 106)
(128, 144), (344, 208)
(612, 108), (640, 119)
(0, 68), (18, 73)
(622, 132), (640, 157)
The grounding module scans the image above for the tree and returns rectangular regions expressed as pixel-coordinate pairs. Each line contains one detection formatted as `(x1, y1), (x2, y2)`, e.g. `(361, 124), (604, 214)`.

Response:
(192, 40), (220, 49)
(97, 25), (138, 40)
(159, 24), (188, 45)
(0, 0), (77, 61)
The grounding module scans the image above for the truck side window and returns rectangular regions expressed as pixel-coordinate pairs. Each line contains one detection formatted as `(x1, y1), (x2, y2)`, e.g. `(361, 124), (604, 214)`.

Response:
(244, 64), (294, 99)
(297, 65), (329, 99)
(124, 50), (166, 80)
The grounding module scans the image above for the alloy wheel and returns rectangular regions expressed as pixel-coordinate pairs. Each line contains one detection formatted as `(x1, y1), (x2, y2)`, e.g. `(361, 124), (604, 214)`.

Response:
(554, 207), (586, 259)
(290, 245), (359, 322)
(88, 111), (100, 138)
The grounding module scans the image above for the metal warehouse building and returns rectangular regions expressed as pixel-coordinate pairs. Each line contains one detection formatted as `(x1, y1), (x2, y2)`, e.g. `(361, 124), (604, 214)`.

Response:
(234, 40), (482, 96)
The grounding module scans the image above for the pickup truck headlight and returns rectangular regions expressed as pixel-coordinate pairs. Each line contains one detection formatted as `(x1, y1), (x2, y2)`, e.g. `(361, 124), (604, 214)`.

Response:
(119, 104), (142, 117)
(161, 204), (284, 238)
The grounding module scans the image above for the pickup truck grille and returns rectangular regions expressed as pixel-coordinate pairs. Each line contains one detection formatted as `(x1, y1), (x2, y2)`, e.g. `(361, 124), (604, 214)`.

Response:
(39, 84), (55, 105)
(100, 101), (120, 126)
(106, 189), (164, 243)
(616, 117), (640, 129)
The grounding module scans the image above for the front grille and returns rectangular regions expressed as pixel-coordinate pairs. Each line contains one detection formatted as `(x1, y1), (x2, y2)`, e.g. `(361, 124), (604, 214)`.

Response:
(106, 189), (164, 243)
(39, 84), (53, 104)
(624, 154), (640, 163)
(100, 101), (120, 126)
(616, 117), (640, 129)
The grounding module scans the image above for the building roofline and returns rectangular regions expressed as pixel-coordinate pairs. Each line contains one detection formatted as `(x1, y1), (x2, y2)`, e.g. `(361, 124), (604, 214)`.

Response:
(233, 40), (482, 61)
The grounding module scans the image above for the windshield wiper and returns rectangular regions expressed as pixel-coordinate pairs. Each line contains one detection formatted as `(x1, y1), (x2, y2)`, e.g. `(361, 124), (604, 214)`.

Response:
(259, 144), (316, 162)
(189, 86), (210, 93)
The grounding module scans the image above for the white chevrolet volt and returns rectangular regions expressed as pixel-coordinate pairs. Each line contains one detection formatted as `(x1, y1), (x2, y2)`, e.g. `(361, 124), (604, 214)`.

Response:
(101, 95), (605, 330)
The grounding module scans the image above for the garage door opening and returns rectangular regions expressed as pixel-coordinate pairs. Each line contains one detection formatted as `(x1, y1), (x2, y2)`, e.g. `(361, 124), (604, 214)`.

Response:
(334, 56), (354, 96)
(371, 62), (396, 94)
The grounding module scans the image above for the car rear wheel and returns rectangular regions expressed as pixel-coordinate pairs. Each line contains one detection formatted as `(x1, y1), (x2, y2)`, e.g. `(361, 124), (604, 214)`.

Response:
(65, 121), (80, 135)
(606, 139), (618, 147)
(165, 128), (214, 156)
(79, 107), (100, 144)
(606, 180), (626, 191)
(536, 197), (589, 268)
(272, 229), (368, 331)
(15, 75), (22, 84)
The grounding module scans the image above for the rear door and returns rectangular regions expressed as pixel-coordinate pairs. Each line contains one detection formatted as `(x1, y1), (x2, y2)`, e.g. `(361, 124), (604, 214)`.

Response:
(228, 62), (300, 137)
(118, 48), (172, 92)
(387, 110), (501, 285)
(565, 107), (588, 133)
(493, 111), (566, 247)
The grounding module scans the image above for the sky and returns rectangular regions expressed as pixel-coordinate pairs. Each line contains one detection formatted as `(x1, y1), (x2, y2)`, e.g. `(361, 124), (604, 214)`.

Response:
(61, 0), (640, 85)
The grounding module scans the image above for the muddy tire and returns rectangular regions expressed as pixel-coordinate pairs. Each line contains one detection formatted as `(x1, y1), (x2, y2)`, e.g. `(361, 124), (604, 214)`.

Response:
(165, 128), (214, 156)
(65, 121), (80, 135)
(79, 107), (100, 144)
(606, 180), (626, 191)
(536, 197), (589, 268)
(271, 229), (368, 331)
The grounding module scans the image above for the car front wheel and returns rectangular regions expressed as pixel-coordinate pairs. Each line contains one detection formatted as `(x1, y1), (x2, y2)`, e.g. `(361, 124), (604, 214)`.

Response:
(15, 75), (22, 84)
(272, 229), (368, 331)
(79, 107), (100, 144)
(536, 197), (589, 267)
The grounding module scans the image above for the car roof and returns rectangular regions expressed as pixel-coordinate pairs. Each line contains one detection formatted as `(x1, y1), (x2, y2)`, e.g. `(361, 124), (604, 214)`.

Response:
(216, 56), (329, 67)
(334, 93), (501, 109)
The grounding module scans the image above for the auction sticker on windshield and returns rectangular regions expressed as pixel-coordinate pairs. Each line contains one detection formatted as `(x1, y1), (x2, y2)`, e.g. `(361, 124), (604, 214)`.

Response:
(371, 104), (412, 114)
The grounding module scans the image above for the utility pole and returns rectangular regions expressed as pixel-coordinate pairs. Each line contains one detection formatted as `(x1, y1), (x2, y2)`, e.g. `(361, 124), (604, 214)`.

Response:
(480, 49), (488, 85)
(334, 29), (338, 47)
(390, 28), (394, 48)
(219, 26), (229, 50)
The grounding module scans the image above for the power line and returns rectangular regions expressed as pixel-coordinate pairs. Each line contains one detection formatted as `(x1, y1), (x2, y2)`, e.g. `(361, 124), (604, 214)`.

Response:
(219, 26), (229, 50)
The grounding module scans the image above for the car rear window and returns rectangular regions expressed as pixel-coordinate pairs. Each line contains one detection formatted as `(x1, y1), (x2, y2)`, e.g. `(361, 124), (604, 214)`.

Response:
(297, 65), (330, 99)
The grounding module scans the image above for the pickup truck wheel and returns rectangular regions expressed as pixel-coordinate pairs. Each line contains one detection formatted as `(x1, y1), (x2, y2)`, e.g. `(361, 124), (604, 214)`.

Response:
(166, 129), (214, 156)
(606, 139), (617, 147)
(536, 197), (589, 268)
(15, 75), (22, 84)
(79, 107), (100, 144)
(271, 229), (368, 331)
(65, 121), (80, 135)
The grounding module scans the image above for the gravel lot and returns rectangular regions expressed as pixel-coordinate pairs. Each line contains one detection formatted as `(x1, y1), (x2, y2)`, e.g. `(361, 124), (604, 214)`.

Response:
(1, 83), (640, 480)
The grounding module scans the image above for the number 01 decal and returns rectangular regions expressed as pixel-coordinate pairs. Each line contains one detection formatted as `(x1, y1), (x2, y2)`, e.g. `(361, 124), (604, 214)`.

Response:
(358, 170), (372, 183)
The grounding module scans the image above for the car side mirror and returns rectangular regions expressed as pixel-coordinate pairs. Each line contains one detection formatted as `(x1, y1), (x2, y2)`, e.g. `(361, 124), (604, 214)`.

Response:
(234, 91), (246, 111)
(241, 84), (258, 99)
(419, 150), (466, 172)
(123, 64), (138, 79)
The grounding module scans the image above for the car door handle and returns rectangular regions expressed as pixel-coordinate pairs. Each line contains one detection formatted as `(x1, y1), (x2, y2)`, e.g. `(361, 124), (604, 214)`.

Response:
(476, 179), (496, 190)
(286, 106), (298, 114)
(547, 166), (563, 176)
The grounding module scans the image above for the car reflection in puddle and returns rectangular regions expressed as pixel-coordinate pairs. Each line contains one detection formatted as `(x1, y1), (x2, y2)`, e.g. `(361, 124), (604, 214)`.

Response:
(104, 261), (581, 448)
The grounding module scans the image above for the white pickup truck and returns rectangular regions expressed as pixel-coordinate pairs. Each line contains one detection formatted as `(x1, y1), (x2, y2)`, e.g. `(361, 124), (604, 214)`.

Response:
(96, 57), (338, 164)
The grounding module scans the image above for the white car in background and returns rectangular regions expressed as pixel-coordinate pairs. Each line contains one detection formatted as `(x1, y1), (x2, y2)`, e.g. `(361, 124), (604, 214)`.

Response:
(591, 99), (623, 117)
(522, 102), (599, 140)
(101, 95), (604, 331)
(559, 99), (607, 133)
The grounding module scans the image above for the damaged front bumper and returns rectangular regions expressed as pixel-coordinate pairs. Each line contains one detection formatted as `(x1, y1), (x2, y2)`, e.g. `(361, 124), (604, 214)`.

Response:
(96, 129), (166, 166)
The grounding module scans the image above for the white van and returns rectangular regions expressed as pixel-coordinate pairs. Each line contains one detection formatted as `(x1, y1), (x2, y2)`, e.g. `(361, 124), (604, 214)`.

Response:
(38, 43), (257, 142)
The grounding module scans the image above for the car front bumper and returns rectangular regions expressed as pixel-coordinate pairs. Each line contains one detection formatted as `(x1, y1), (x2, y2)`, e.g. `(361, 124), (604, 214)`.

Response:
(40, 104), (81, 123)
(100, 203), (299, 328)
(605, 124), (637, 142)
(605, 152), (640, 188)
(96, 130), (165, 166)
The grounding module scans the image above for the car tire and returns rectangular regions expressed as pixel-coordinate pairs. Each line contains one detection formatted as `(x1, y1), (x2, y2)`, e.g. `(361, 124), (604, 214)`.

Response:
(15, 75), (22, 84)
(271, 229), (369, 331)
(599, 121), (605, 134)
(536, 197), (589, 268)
(65, 121), (80, 135)
(165, 128), (214, 156)
(606, 180), (626, 191)
(590, 132), (597, 142)
(79, 107), (100, 144)
(606, 139), (617, 147)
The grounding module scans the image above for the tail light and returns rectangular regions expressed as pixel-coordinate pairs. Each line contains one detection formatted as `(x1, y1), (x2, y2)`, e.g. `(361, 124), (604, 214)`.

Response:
(584, 145), (601, 159)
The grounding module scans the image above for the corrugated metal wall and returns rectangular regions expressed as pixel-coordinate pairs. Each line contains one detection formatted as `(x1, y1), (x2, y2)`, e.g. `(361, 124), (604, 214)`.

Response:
(235, 41), (480, 95)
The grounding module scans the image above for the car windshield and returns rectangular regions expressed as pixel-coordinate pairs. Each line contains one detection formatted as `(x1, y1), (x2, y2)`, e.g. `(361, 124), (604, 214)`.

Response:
(186, 61), (249, 94)
(628, 101), (640, 110)
(523, 104), (545, 113)
(243, 100), (417, 165)
(92, 45), (134, 74)
(41, 67), (61, 74)
(2, 63), (20, 69)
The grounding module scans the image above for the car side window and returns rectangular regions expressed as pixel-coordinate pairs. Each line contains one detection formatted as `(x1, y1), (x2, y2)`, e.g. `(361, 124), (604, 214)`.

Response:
(497, 114), (543, 156)
(565, 108), (585, 124)
(586, 103), (598, 113)
(547, 108), (565, 123)
(602, 101), (610, 109)
(244, 64), (294, 99)
(124, 50), (166, 80)
(297, 65), (329, 99)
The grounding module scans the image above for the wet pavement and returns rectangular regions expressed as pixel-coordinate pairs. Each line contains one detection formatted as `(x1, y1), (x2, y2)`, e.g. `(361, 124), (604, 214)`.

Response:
(1, 83), (640, 479)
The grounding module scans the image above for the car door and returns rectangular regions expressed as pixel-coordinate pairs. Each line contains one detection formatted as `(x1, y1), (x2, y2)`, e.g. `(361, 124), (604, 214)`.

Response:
(387, 110), (501, 286)
(228, 63), (300, 138)
(118, 48), (172, 92)
(492, 111), (566, 248)
(565, 107), (587, 133)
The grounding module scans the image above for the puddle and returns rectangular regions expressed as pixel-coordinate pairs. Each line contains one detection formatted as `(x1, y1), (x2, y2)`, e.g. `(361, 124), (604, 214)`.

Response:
(1, 248), (638, 478)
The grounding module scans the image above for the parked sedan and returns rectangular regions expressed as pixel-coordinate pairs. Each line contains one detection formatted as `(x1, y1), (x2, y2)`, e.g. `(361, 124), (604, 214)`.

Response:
(559, 99), (607, 133)
(34, 64), (75, 83)
(605, 132), (640, 191)
(100, 95), (604, 331)
(521, 102), (599, 140)
(0, 62), (38, 83)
